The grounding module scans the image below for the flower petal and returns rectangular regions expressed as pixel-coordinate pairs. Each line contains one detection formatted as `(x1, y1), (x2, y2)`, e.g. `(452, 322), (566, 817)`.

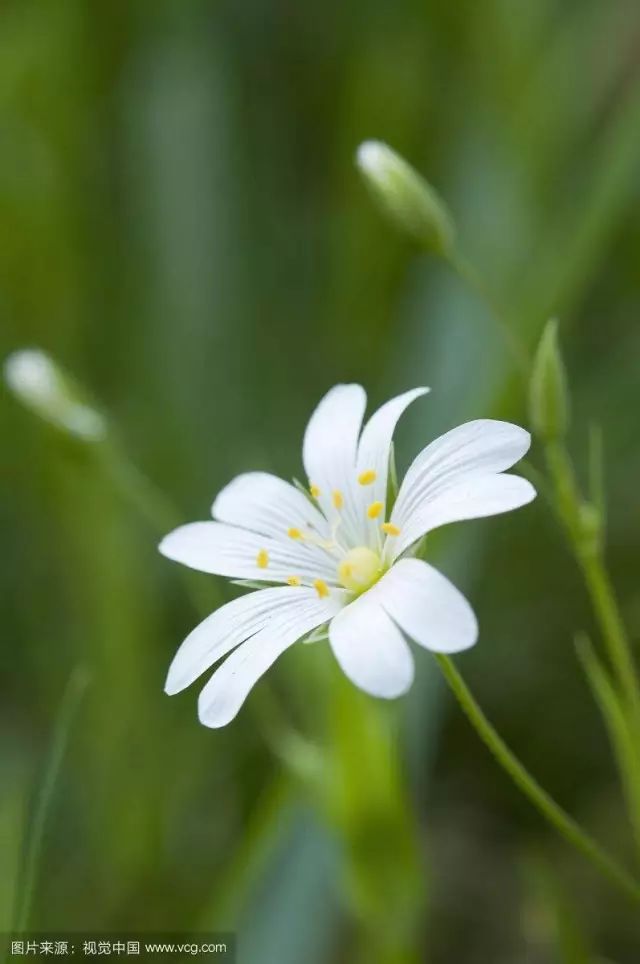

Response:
(198, 592), (343, 727)
(387, 473), (536, 560)
(165, 585), (325, 695)
(302, 384), (367, 544)
(356, 387), (429, 541)
(378, 559), (477, 653)
(212, 472), (329, 541)
(328, 592), (414, 698)
(159, 521), (337, 584)
(391, 419), (531, 527)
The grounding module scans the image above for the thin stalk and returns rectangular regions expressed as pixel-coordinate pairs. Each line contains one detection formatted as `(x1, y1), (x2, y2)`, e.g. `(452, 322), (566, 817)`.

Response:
(449, 251), (530, 374)
(99, 439), (182, 534)
(578, 554), (640, 724)
(435, 653), (640, 904)
(587, 423), (605, 527)
(544, 442), (580, 532)
(545, 441), (640, 732)
(96, 438), (222, 615)
(576, 634), (640, 864)
(12, 667), (90, 933)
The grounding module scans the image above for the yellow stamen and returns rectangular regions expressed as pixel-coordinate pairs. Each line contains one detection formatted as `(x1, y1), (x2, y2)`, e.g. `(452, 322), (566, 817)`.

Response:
(314, 579), (329, 598)
(332, 490), (344, 509)
(287, 576), (302, 586)
(358, 469), (377, 486)
(381, 522), (401, 536)
(367, 501), (383, 519)
(288, 527), (303, 540)
(256, 549), (269, 568)
(309, 483), (321, 498)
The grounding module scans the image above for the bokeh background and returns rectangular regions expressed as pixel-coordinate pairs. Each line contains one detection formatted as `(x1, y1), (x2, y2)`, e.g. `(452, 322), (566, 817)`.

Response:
(2, 1), (640, 961)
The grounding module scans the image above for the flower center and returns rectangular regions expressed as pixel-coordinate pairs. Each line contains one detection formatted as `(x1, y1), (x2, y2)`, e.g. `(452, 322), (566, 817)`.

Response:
(337, 546), (383, 594)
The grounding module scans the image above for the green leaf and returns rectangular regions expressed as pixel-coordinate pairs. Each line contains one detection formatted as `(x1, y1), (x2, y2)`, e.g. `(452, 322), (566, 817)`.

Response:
(12, 667), (91, 932)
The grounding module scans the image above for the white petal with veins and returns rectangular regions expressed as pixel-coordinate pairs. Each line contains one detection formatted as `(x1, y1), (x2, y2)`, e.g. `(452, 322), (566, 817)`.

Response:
(212, 471), (330, 541)
(166, 585), (338, 694)
(390, 419), (531, 528)
(198, 592), (343, 727)
(355, 387), (429, 544)
(328, 590), (414, 698)
(302, 384), (366, 546)
(160, 521), (337, 584)
(377, 558), (477, 653)
(387, 473), (535, 561)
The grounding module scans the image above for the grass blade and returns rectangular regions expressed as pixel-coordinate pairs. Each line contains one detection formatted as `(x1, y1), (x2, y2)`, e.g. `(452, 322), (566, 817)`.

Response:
(11, 666), (91, 934)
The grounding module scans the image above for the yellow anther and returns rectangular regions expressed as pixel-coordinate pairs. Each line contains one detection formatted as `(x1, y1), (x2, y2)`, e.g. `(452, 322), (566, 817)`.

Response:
(332, 490), (344, 509)
(367, 501), (384, 519)
(358, 469), (377, 486)
(287, 576), (302, 586)
(314, 579), (330, 599)
(381, 522), (401, 536)
(288, 527), (303, 540)
(256, 549), (269, 568)
(309, 483), (321, 498)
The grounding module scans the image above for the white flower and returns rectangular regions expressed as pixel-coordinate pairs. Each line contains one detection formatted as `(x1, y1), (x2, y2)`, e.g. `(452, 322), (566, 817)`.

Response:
(160, 385), (535, 727)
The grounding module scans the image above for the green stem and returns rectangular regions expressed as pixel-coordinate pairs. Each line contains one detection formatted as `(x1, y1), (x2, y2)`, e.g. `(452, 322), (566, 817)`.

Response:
(435, 653), (640, 904)
(544, 442), (580, 532)
(12, 667), (90, 933)
(578, 554), (640, 723)
(96, 438), (222, 614)
(99, 438), (183, 534)
(576, 634), (640, 864)
(449, 251), (530, 374)
(545, 442), (640, 731)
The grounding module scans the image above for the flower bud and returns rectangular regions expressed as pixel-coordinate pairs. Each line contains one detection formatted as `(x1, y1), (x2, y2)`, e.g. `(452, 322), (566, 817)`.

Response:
(529, 319), (570, 442)
(4, 348), (106, 441)
(356, 140), (455, 256)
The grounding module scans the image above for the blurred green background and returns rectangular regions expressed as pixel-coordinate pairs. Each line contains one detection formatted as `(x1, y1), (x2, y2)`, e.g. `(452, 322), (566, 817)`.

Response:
(2, 0), (640, 961)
